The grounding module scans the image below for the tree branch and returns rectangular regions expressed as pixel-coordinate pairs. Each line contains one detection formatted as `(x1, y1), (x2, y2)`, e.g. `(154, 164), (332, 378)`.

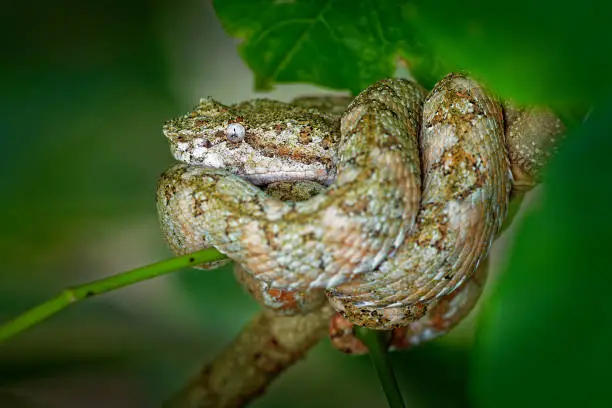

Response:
(163, 305), (335, 408)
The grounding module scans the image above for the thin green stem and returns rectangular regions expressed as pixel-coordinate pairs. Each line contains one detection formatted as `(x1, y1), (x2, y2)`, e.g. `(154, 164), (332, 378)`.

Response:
(354, 326), (406, 408)
(0, 248), (226, 343)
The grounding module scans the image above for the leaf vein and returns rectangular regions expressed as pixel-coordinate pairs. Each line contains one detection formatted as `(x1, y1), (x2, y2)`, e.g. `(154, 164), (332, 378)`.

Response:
(251, 18), (315, 48)
(270, 0), (337, 81)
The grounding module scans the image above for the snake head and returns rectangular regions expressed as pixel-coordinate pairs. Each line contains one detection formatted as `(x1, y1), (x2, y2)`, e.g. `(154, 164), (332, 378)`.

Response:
(163, 97), (340, 186)
(163, 98), (245, 166)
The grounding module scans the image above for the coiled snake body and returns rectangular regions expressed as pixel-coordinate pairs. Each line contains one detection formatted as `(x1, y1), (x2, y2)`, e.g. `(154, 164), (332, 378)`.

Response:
(157, 73), (564, 333)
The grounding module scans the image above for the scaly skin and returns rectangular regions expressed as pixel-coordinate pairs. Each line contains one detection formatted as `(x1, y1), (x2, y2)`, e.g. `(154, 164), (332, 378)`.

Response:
(330, 259), (488, 354)
(163, 98), (341, 186)
(157, 79), (425, 293)
(232, 181), (328, 314)
(326, 74), (511, 329)
(503, 104), (566, 192)
(156, 73), (565, 331)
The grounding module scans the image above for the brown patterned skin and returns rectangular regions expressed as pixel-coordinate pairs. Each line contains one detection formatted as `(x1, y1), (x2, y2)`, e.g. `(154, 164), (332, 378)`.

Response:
(503, 104), (566, 192)
(329, 100), (565, 349)
(163, 98), (341, 187)
(157, 73), (565, 332)
(231, 181), (328, 314)
(326, 74), (511, 329)
(157, 79), (425, 294)
(330, 259), (488, 354)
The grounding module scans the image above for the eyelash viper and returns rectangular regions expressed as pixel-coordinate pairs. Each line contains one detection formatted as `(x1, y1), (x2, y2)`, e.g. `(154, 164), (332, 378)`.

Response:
(156, 73), (564, 332)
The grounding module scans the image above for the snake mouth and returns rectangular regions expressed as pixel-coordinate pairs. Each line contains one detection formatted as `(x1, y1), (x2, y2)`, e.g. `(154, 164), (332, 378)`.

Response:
(240, 169), (335, 186)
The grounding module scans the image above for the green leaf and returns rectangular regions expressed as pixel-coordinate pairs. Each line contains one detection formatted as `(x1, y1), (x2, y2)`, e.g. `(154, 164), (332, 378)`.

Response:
(215, 0), (610, 110)
(212, 0), (445, 93)
(472, 101), (612, 408)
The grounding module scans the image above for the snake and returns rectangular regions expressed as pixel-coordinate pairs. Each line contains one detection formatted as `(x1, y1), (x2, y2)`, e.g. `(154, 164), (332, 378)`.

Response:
(157, 79), (424, 290)
(156, 73), (565, 330)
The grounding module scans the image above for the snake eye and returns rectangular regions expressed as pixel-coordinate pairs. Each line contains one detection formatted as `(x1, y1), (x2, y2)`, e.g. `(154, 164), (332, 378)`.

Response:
(226, 123), (246, 142)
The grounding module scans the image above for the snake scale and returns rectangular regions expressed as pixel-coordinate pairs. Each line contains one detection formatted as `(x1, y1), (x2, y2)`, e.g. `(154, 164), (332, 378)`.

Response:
(156, 73), (564, 332)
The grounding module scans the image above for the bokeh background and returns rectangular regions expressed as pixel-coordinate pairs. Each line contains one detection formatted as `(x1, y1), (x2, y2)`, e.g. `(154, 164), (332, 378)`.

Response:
(1, 1), (609, 407)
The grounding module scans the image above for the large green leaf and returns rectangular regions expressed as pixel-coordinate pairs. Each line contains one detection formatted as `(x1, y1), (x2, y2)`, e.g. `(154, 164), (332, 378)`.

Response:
(213, 0), (444, 93)
(472, 102), (612, 408)
(215, 0), (610, 109)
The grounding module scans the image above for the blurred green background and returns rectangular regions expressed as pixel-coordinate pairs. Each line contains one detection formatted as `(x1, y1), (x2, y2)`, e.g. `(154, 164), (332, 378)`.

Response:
(1, 1), (610, 407)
